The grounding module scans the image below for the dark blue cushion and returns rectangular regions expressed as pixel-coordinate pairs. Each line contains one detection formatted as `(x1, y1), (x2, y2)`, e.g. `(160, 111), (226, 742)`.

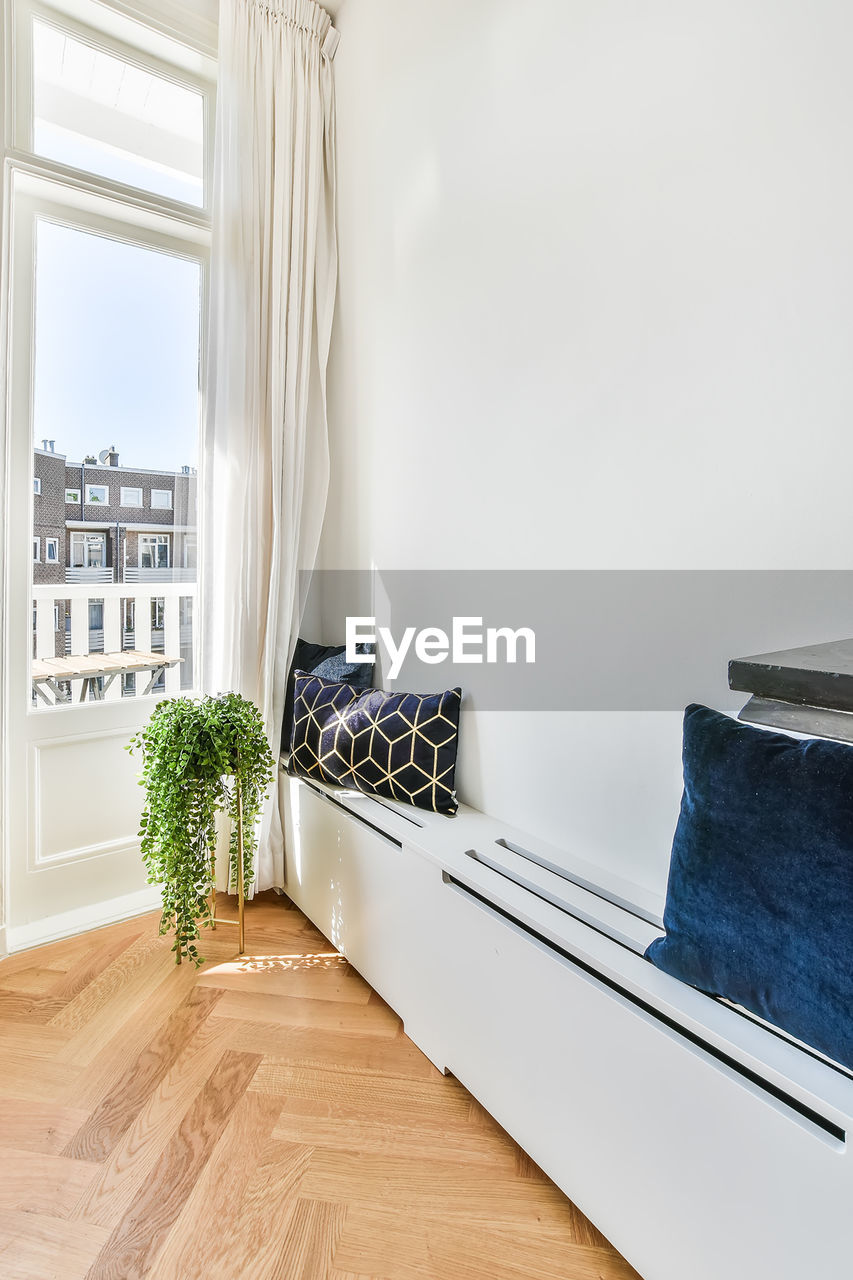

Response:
(290, 673), (461, 814)
(646, 703), (853, 1070)
(280, 639), (374, 752)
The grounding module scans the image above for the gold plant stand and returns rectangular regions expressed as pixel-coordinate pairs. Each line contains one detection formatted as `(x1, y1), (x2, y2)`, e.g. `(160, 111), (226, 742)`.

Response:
(207, 776), (246, 956)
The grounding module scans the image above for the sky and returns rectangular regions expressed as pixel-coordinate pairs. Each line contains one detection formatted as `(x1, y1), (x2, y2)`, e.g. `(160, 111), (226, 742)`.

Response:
(33, 219), (201, 475)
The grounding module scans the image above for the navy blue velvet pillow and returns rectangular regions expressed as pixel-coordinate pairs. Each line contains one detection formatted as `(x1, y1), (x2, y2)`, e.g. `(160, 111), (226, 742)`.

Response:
(646, 704), (853, 1070)
(280, 639), (374, 753)
(290, 673), (461, 814)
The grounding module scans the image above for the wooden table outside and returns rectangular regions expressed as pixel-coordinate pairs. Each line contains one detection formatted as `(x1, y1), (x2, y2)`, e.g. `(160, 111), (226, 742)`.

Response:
(32, 651), (181, 706)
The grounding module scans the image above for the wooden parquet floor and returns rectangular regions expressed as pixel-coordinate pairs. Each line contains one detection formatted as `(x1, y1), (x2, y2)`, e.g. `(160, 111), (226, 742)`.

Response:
(0, 891), (641, 1280)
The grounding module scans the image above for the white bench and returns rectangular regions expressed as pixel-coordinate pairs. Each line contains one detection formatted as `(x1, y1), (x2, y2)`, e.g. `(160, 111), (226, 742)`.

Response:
(279, 765), (852, 1280)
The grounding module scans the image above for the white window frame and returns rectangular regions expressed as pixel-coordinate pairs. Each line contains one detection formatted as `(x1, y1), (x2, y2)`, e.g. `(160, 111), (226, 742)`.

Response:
(12, 1), (216, 217)
(45, 537), (59, 563)
(32, 537), (40, 562)
(120, 486), (143, 507)
(150, 488), (172, 510)
(85, 483), (109, 505)
(33, 476), (41, 494)
(3, 2), (212, 730)
(140, 533), (171, 570)
(64, 487), (80, 503)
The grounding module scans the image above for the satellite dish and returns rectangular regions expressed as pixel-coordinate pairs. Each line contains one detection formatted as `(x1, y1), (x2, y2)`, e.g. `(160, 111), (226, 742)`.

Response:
(98, 449), (112, 464)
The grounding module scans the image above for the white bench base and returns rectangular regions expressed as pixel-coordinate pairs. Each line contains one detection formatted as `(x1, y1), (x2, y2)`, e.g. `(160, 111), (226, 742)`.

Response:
(279, 767), (852, 1280)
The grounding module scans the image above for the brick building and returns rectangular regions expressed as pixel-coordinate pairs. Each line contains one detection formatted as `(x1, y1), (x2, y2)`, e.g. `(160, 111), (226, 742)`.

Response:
(32, 443), (197, 682)
(32, 447), (67, 587)
(34, 442), (197, 585)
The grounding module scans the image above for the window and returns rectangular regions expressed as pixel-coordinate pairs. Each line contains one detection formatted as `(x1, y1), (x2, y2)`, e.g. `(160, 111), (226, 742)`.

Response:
(151, 598), (165, 629)
(14, 1), (211, 714)
(182, 534), (197, 569)
(33, 477), (41, 494)
(140, 534), (170, 570)
(70, 532), (106, 569)
(32, 19), (206, 208)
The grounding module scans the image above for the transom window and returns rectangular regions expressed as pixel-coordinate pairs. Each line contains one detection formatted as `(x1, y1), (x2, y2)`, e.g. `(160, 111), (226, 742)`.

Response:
(32, 17), (206, 208)
(151, 488), (172, 510)
(121, 487), (143, 507)
(85, 484), (109, 505)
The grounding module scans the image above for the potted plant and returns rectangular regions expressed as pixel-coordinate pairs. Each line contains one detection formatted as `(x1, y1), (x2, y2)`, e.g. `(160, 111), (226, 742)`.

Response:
(128, 692), (275, 965)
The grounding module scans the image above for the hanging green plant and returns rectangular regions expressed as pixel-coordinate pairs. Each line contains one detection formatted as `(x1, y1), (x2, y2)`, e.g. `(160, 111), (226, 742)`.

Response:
(128, 692), (276, 966)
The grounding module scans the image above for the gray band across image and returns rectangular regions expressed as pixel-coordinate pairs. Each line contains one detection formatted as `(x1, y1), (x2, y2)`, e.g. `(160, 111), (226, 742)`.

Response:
(300, 570), (853, 712)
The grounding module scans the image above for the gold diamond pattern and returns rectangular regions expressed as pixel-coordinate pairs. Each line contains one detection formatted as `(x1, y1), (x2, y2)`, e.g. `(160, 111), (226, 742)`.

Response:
(291, 674), (461, 814)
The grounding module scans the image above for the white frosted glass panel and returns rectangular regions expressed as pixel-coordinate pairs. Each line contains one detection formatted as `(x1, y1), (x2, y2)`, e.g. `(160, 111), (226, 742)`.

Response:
(33, 19), (204, 206)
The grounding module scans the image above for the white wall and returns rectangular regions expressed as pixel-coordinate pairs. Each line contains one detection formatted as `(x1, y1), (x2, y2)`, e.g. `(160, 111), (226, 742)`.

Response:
(320, 0), (853, 897)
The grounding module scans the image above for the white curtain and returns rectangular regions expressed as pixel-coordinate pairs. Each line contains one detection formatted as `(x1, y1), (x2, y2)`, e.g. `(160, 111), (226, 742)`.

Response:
(201, 0), (339, 890)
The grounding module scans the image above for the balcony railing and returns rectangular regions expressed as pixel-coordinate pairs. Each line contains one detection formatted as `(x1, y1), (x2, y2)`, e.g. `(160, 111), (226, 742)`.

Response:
(33, 580), (197, 705)
(123, 566), (196, 583)
(64, 567), (197, 585)
(65, 567), (114, 584)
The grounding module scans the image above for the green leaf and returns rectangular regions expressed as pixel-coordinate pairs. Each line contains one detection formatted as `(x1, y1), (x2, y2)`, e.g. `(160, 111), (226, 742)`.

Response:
(129, 691), (274, 965)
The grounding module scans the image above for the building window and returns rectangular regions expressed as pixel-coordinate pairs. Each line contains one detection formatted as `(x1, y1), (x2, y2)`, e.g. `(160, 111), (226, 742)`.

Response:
(85, 484), (109, 505)
(45, 538), (59, 563)
(182, 534), (197, 569)
(151, 489), (173, 510)
(33, 477), (41, 494)
(33, 537), (40, 562)
(140, 534), (171, 570)
(151, 598), (165, 630)
(65, 488), (80, 503)
(70, 531), (107, 568)
(121, 487), (143, 507)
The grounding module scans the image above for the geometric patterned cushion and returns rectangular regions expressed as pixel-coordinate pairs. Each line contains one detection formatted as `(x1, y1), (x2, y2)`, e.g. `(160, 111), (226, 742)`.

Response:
(289, 672), (462, 815)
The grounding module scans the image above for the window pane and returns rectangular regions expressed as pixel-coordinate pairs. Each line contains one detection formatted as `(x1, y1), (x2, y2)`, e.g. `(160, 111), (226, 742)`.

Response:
(32, 220), (200, 707)
(33, 19), (204, 207)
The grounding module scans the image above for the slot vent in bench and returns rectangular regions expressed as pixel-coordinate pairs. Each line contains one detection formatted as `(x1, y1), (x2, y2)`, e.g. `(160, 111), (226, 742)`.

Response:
(495, 837), (662, 928)
(303, 781), (404, 849)
(466, 847), (648, 955)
